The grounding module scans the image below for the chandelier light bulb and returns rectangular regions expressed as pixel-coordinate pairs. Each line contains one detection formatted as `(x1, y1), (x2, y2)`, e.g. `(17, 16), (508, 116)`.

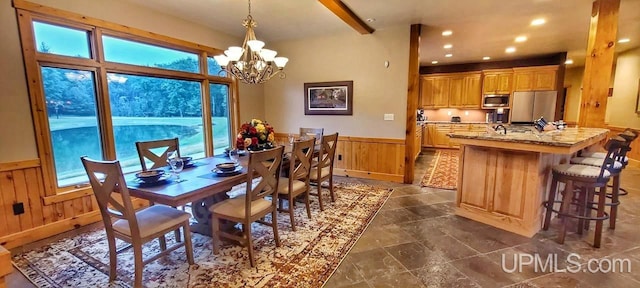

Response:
(213, 55), (230, 66)
(225, 47), (244, 61)
(259, 49), (277, 61)
(254, 60), (266, 70)
(274, 57), (289, 68)
(247, 40), (265, 51)
(235, 61), (244, 70)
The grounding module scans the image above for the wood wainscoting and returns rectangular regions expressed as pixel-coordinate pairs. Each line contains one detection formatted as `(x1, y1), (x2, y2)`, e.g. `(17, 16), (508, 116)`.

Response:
(0, 245), (10, 288)
(275, 133), (405, 183)
(0, 159), (147, 249)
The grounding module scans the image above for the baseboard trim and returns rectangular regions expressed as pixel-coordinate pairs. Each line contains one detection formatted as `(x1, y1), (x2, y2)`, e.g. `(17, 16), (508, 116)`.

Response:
(333, 169), (404, 183)
(0, 199), (148, 249)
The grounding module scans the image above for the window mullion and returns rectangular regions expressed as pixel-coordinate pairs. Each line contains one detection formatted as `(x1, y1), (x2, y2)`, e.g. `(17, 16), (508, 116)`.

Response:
(94, 28), (116, 160)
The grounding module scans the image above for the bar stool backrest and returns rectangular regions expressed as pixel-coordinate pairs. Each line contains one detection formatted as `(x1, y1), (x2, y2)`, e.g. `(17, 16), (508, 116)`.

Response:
(600, 137), (626, 179)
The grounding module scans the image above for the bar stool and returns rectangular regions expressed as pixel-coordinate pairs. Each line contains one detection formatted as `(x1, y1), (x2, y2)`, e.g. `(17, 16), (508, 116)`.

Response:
(543, 138), (624, 248)
(581, 129), (638, 196)
(570, 136), (629, 230)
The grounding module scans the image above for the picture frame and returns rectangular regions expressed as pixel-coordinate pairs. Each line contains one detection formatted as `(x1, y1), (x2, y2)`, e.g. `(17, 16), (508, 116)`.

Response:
(304, 81), (353, 115)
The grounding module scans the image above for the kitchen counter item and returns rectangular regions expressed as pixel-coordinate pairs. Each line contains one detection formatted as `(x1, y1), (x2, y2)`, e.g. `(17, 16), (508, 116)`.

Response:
(451, 116), (461, 123)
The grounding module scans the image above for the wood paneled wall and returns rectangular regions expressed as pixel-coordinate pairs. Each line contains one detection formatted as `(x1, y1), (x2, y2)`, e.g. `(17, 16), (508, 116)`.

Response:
(0, 245), (10, 288)
(608, 126), (640, 167)
(275, 133), (405, 183)
(0, 160), (146, 249)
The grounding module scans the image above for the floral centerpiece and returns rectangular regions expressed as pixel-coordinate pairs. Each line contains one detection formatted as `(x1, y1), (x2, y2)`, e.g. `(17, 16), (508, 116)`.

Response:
(236, 119), (276, 150)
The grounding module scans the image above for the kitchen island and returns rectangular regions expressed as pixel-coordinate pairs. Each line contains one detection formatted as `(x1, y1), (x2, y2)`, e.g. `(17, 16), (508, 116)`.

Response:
(448, 127), (609, 237)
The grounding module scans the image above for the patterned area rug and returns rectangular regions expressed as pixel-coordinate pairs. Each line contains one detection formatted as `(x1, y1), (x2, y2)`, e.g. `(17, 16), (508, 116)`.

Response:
(13, 183), (391, 288)
(420, 150), (459, 190)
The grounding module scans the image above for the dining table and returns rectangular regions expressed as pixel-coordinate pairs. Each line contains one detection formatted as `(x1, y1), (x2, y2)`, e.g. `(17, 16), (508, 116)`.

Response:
(125, 144), (321, 236)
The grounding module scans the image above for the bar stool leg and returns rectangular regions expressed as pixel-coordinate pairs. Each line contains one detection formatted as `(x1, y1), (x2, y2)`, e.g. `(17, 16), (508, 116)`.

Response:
(577, 187), (587, 235)
(594, 185), (607, 248)
(557, 180), (574, 244)
(609, 175), (620, 230)
(543, 177), (559, 231)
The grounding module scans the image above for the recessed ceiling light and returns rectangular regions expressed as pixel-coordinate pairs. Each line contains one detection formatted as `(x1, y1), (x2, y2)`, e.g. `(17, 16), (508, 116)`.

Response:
(442, 30), (453, 36)
(565, 59), (574, 65)
(483, 56), (491, 60)
(515, 36), (528, 43)
(531, 18), (546, 26)
(431, 60), (438, 64)
(366, 18), (376, 23)
(445, 54), (453, 58)
(443, 44), (453, 49)
(618, 38), (630, 43)
(505, 47), (516, 53)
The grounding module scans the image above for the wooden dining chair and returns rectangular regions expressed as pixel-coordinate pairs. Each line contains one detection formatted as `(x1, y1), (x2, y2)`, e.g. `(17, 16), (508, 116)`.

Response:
(299, 127), (324, 146)
(277, 138), (315, 231)
(310, 133), (339, 211)
(80, 157), (194, 288)
(210, 146), (284, 267)
(135, 138), (180, 171)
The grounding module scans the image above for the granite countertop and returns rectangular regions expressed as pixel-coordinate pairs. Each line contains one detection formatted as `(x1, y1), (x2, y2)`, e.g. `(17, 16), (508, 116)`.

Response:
(448, 127), (609, 147)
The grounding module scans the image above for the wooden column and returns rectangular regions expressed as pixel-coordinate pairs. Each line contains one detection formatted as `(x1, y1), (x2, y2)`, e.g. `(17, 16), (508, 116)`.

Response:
(0, 245), (11, 288)
(578, 0), (620, 128)
(404, 24), (421, 183)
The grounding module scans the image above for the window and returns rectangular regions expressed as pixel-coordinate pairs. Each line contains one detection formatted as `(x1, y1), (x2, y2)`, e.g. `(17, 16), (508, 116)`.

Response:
(103, 35), (200, 73)
(19, 14), (235, 192)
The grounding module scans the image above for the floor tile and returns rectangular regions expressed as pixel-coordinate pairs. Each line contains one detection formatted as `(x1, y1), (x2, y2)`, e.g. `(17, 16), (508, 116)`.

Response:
(450, 255), (518, 287)
(366, 271), (425, 288)
(411, 263), (480, 288)
(349, 248), (408, 281)
(384, 242), (446, 270)
(420, 234), (480, 262)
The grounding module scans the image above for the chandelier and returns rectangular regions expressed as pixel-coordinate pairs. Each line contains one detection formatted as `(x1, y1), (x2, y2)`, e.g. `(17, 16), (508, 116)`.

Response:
(213, 0), (288, 84)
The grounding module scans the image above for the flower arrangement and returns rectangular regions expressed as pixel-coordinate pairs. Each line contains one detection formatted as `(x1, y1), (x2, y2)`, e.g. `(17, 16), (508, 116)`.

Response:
(236, 119), (276, 150)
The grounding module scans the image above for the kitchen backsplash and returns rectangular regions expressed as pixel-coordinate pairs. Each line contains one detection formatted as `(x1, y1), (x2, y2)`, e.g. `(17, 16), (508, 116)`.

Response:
(424, 109), (487, 122)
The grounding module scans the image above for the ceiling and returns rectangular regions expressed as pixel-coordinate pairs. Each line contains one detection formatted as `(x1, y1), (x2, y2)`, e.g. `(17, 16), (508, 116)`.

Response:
(123, 0), (640, 67)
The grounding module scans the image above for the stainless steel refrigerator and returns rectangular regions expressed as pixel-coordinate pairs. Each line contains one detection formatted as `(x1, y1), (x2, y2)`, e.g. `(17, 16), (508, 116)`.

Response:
(511, 91), (557, 123)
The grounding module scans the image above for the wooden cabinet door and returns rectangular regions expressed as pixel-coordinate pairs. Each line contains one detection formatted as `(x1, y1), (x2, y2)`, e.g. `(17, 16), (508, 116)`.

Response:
(513, 71), (534, 91)
(420, 77), (435, 108)
(448, 77), (464, 108)
(462, 74), (482, 108)
(482, 74), (498, 94)
(423, 124), (435, 147)
(434, 125), (451, 148)
(496, 73), (513, 94)
(415, 126), (423, 159)
(433, 77), (450, 108)
(533, 70), (556, 90)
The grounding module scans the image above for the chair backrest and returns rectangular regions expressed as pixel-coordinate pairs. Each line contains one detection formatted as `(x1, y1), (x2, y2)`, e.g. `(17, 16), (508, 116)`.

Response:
(80, 157), (140, 235)
(599, 137), (626, 178)
(317, 133), (339, 172)
(136, 138), (180, 170)
(300, 127), (324, 145)
(288, 138), (315, 182)
(244, 146), (285, 215)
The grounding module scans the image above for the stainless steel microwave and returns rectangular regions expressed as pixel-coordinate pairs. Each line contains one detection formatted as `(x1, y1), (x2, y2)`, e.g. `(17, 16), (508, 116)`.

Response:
(483, 94), (510, 108)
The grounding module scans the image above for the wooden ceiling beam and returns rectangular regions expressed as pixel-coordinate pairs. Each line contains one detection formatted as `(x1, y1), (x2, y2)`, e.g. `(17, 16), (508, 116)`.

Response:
(318, 0), (374, 34)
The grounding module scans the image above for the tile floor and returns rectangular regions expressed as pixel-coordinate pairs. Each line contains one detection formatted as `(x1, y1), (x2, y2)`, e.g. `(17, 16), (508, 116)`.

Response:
(6, 150), (640, 288)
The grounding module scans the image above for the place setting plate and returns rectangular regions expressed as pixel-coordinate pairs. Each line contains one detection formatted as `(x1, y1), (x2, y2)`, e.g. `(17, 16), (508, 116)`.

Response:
(130, 170), (172, 187)
(212, 162), (242, 177)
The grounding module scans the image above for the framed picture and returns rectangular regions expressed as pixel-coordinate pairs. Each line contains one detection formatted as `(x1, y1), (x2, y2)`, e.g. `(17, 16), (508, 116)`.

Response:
(304, 81), (353, 115)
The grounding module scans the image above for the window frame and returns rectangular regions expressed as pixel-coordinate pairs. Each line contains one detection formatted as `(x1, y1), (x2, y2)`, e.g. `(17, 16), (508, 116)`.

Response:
(15, 4), (239, 195)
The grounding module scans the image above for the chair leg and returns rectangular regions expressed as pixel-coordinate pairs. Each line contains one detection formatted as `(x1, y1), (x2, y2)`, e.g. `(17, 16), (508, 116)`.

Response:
(289, 196), (297, 232)
(316, 182), (325, 211)
(557, 180), (574, 244)
(212, 215), (221, 254)
(183, 223), (195, 265)
(272, 209), (281, 247)
(542, 177), (559, 231)
(133, 244), (144, 288)
(107, 236), (118, 282)
(594, 185), (607, 248)
(305, 190), (312, 219)
(576, 187), (587, 235)
(158, 235), (167, 251)
(246, 222), (255, 267)
(610, 175), (620, 230)
(172, 206), (182, 242)
(329, 176), (335, 202)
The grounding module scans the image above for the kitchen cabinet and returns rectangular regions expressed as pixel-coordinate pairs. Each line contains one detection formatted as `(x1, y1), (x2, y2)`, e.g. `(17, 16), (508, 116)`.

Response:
(482, 70), (513, 94)
(423, 124), (434, 147)
(513, 66), (558, 91)
(420, 76), (450, 108)
(434, 125), (452, 148)
(415, 125), (423, 160)
(421, 72), (481, 109)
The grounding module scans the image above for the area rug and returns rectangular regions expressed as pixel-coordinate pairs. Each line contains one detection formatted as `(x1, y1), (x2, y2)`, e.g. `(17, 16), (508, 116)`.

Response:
(12, 183), (391, 288)
(420, 150), (459, 190)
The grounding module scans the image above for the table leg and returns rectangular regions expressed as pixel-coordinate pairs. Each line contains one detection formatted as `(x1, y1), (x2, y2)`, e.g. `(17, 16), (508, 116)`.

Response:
(190, 193), (236, 236)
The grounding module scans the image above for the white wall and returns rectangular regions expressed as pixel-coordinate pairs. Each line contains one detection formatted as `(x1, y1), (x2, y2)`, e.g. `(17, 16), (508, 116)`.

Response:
(263, 25), (410, 139)
(608, 47), (640, 128)
(0, 0), (263, 162)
